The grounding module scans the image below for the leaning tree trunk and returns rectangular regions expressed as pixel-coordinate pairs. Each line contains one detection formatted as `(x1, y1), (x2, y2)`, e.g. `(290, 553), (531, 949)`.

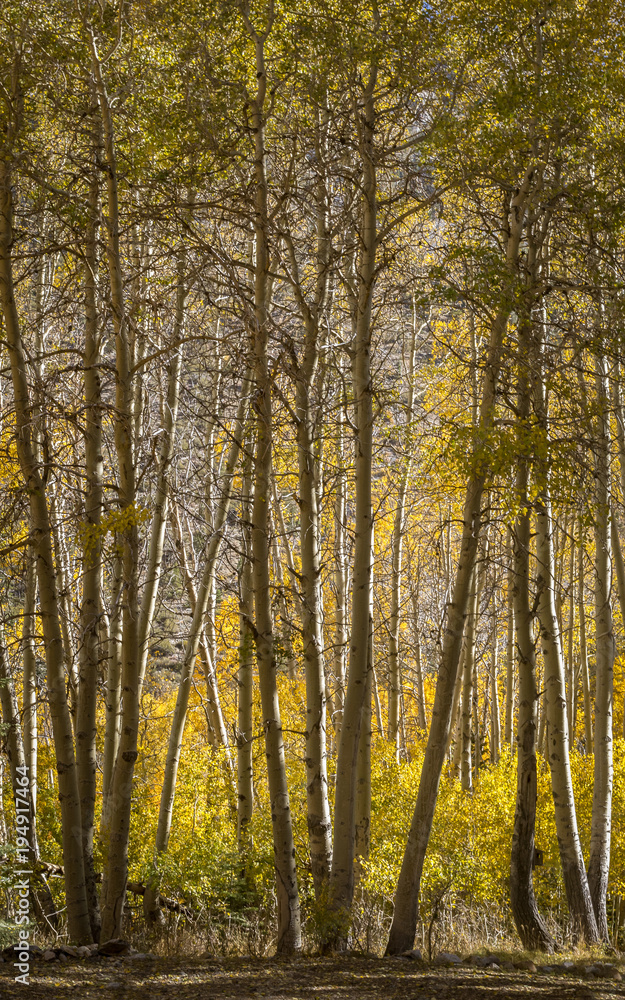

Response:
(386, 165), (538, 955)
(588, 346), (615, 941)
(142, 385), (249, 921)
(170, 504), (233, 760)
(0, 157), (92, 945)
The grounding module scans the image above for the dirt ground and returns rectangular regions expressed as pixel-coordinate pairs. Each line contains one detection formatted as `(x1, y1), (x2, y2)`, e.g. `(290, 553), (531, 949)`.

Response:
(1, 954), (625, 1000)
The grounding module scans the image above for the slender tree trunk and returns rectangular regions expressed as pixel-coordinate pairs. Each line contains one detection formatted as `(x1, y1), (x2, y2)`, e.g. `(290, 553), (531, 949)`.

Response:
(245, 20), (301, 954)
(534, 339), (599, 944)
(22, 549), (38, 817)
(389, 313), (419, 759)
(566, 530), (576, 737)
(88, 32), (142, 942)
(490, 636), (501, 764)
(449, 641), (465, 770)
(170, 505), (233, 759)
(101, 549), (122, 812)
(460, 573), (478, 792)
(386, 166), (537, 955)
(588, 347), (614, 941)
(510, 511), (554, 950)
(289, 314), (333, 891)
(355, 525), (375, 868)
(329, 71), (378, 933)
(333, 389), (348, 736)
(355, 615), (373, 869)
(77, 131), (103, 939)
(505, 548), (515, 746)
(578, 537), (593, 752)
(237, 444), (254, 851)
(509, 306), (553, 951)
(269, 504), (297, 679)
(410, 580), (427, 731)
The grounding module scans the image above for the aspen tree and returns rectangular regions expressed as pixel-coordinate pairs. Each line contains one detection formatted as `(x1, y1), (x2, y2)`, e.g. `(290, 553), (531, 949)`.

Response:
(534, 313), (599, 944)
(509, 292), (553, 951)
(76, 108), (104, 938)
(243, 2), (301, 952)
(87, 24), (142, 941)
(588, 344), (615, 940)
(329, 63), (378, 934)
(281, 103), (334, 891)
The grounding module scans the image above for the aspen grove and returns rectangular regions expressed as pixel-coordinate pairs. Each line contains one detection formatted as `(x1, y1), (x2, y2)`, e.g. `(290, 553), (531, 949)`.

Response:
(1, 0), (625, 957)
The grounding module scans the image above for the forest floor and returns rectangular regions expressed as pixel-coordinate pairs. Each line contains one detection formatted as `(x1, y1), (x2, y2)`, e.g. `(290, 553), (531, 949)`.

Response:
(1, 953), (625, 1000)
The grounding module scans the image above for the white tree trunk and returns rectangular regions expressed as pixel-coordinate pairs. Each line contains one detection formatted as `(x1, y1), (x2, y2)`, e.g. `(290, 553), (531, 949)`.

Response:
(588, 348), (614, 940)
